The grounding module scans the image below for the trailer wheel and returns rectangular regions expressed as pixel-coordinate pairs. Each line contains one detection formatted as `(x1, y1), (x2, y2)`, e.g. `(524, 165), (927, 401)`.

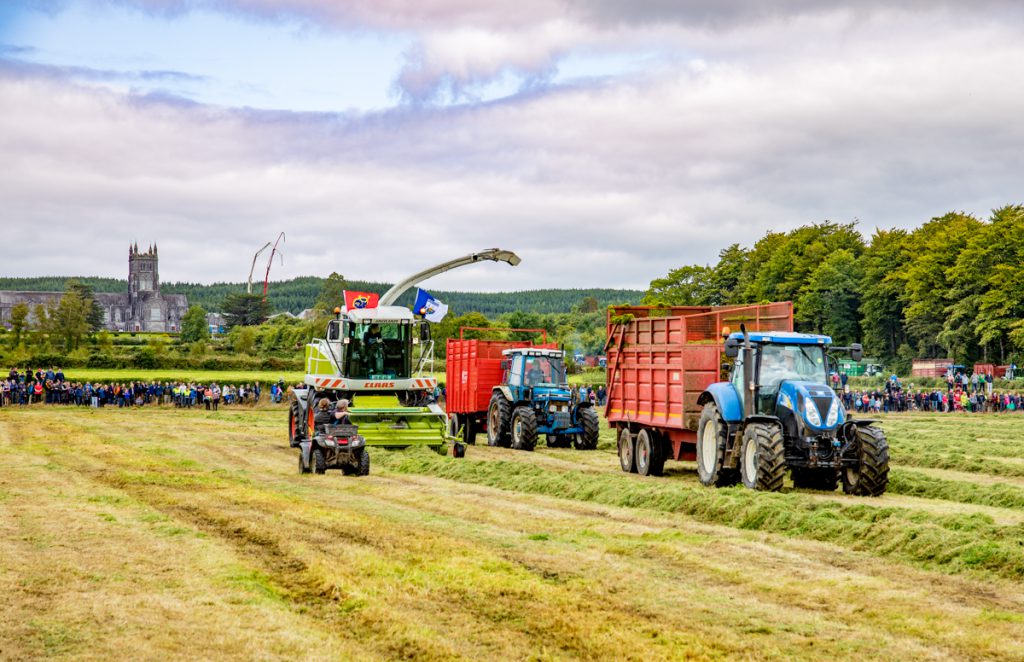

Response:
(487, 395), (512, 447)
(634, 429), (665, 477)
(574, 407), (600, 450)
(842, 426), (889, 496)
(791, 467), (839, 491)
(312, 448), (327, 475)
(618, 427), (636, 473)
(462, 419), (477, 445)
(696, 403), (739, 487)
(288, 401), (304, 448)
(510, 406), (538, 451)
(739, 423), (785, 492)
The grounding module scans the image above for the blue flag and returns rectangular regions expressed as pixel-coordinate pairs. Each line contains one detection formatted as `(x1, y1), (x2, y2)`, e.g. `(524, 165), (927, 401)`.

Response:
(413, 288), (448, 323)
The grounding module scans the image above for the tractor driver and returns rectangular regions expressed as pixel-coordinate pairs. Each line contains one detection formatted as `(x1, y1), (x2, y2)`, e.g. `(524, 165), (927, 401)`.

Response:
(526, 359), (546, 386)
(363, 324), (385, 374)
(761, 349), (802, 391)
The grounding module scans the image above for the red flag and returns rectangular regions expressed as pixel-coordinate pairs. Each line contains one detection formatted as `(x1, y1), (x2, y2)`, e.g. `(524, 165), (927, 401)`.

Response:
(344, 291), (379, 311)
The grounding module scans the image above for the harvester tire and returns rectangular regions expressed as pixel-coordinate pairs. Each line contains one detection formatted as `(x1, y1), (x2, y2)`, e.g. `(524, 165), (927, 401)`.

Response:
(696, 403), (739, 487)
(453, 442), (466, 458)
(358, 450), (370, 476)
(739, 423), (785, 492)
(510, 406), (538, 451)
(575, 407), (600, 450)
(463, 420), (477, 445)
(618, 427), (636, 473)
(791, 467), (839, 491)
(312, 448), (327, 475)
(299, 451), (311, 474)
(634, 428), (665, 477)
(487, 395), (512, 447)
(288, 401), (304, 448)
(842, 426), (890, 496)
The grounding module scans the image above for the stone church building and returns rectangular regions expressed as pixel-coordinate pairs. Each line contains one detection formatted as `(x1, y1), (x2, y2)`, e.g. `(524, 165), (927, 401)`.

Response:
(0, 243), (189, 333)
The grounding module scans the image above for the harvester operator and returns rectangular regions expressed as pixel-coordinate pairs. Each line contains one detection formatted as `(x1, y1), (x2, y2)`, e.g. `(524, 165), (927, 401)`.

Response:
(363, 324), (385, 374)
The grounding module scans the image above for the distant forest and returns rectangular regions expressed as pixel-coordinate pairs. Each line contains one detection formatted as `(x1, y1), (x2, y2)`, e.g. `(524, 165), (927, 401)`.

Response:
(0, 276), (642, 318)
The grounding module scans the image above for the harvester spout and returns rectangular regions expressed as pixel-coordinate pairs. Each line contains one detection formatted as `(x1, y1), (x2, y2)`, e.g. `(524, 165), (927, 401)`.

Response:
(379, 248), (521, 306)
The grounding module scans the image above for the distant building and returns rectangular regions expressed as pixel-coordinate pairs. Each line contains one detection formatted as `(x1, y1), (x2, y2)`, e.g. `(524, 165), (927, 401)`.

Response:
(0, 243), (189, 332)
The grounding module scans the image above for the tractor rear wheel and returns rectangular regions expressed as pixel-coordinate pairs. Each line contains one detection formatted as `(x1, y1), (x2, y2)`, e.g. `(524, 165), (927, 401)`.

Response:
(312, 448), (327, 475)
(487, 395), (512, 447)
(510, 406), (538, 451)
(634, 428), (665, 477)
(574, 407), (600, 450)
(791, 467), (839, 491)
(357, 450), (370, 476)
(739, 423), (785, 492)
(696, 403), (739, 487)
(288, 401), (304, 448)
(617, 427), (636, 473)
(842, 426), (890, 496)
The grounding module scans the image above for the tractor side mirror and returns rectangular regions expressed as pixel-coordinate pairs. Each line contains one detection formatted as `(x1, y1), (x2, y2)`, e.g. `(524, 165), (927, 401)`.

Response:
(721, 362), (732, 375)
(850, 343), (863, 362)
(724, 337), (740, 359)
(420, 324), (431, 341)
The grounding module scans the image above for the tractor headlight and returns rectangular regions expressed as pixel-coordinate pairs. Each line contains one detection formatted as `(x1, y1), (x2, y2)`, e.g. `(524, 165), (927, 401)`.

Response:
(804, 397), (822, 427)
(826, 398), (840, 427)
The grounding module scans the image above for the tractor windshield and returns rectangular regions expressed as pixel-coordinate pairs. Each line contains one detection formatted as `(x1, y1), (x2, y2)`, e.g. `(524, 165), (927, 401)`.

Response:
(759, 343), (827, 390)
(344, 321), (411, 379)
(522, 355), (567, 386)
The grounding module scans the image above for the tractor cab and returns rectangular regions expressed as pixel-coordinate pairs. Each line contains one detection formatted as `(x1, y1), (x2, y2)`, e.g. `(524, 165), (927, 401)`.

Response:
(503, 348), (569, 395)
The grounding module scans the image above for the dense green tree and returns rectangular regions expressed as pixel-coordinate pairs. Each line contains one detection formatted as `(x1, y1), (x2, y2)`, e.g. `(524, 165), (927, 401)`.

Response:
(222, 292), (271, 327)
(64, 279), (104, 331)
(314, 272), (347, 314)
(795, 249), (862, 344)
(8, 302), (28, 348)
(47, 290), (92, 352)
(643, 265), (715, 305)
(180, 305), (210, 343)
(708, 244), (748, 304)
(859, 229), (910, 360)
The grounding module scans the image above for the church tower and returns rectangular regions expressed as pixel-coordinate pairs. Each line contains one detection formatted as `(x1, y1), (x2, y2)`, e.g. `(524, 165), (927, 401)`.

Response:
(128, 243), (160, 328)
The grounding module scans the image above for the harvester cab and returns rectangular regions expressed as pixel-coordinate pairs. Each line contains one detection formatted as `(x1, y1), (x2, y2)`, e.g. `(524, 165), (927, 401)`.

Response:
(697, 328), (889, 495)
(289, 248), (521, 467)
(487, 347), (600, 451)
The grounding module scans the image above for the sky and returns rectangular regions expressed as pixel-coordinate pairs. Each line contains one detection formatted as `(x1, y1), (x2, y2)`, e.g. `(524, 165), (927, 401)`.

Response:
(2, 0), (1024, 292)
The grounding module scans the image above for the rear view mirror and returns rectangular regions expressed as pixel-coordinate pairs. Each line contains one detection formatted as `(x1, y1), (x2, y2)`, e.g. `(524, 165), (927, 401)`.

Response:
(420, 324), (431, 341)
(850, 343), (863, 362)
(724, 337), (740, 358)
(501, 360), (511, 371)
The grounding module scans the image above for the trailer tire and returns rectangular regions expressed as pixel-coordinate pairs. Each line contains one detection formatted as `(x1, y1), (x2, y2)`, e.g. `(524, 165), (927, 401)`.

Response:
(463, 419), (477, 445)
(791, 467), (839, 491)
(575, 407), (600, 450)
(618, 427), (636, 473)
(696, 403), (739, 487)
(288, 401), (304, 448)
(842, 426), (889, 496)
(448, 413), (460, 439)
(487, 395), (512, 447)
(358, 450), (370, 476)
(634, 428), (664, 477)
(312, 448), (327, 475)
(510, 406), (538, 451)
(739, 423), (785, 492)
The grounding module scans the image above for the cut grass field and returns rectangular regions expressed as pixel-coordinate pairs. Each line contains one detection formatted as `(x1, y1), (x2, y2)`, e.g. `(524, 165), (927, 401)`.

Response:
(1, 407), (1023, 660)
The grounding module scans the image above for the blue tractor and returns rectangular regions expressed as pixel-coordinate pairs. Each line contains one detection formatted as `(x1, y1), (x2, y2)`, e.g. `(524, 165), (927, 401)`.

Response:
(695, 327), (889, 495)
(486, 348), (600, 451)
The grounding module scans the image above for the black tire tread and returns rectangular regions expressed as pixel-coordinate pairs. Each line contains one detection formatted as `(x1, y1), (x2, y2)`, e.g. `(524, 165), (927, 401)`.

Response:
(844, 426), (890, 496)
(575, 407), (600, 450)
(510, 406), (538, 451)
(743, 423), (785, 492)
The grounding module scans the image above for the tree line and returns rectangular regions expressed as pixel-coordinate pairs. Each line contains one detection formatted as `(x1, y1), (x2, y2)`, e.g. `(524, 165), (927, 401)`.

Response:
(642, 205), (1024, 370)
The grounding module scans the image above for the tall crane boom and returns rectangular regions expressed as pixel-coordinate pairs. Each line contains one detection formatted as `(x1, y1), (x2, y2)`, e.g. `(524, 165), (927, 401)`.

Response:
(379, 248), (522, 306)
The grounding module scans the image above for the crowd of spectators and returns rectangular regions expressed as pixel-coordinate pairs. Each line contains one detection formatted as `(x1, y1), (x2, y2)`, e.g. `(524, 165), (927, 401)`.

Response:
(1, 367), (288, 409)
(841, 371), (1022, 414)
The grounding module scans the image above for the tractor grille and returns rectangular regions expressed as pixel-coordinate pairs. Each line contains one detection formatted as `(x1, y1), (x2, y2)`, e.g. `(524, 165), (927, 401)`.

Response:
(550, 412), (571, 429)
(812, 397), (833, 421)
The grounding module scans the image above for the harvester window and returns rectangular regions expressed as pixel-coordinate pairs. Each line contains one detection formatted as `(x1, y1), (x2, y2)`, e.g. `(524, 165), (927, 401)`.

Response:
(344, 322), (411, 379)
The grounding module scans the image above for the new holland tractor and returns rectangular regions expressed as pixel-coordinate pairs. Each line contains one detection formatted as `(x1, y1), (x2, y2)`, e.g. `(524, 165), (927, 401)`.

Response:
(486, 347), (600, 452)
(289, 248), (521, 473)
(696, 327), (889, 495)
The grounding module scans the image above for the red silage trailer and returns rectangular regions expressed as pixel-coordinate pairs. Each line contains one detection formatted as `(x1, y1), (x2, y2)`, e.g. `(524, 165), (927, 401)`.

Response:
(604, 302), (793, 474)
(446, 328), (556, 444)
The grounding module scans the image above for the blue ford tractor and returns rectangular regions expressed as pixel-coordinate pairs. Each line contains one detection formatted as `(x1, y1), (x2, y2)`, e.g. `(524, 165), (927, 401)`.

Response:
(695, 327), (889, 495)
(486, 348), (600, 451)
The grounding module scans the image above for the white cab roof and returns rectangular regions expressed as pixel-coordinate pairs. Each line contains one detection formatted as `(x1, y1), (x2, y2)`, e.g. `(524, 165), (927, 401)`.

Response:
(345, 305), (415, 323)
(502, 348), (564, 359)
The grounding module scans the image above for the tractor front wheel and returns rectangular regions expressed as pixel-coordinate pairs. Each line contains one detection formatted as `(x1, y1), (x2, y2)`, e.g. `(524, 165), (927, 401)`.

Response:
(739, 423), (785, 492)
(842, 426), (890, 496)
(510, 406), (538, 451)
(487, 395), (512, 447)
(574, 407), (600, 450)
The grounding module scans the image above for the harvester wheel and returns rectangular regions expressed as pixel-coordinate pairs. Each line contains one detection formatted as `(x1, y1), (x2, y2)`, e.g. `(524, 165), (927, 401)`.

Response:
(791, 467), (839, 491)
(487, 395), (512, 447)
(298, 451), (311, 474)
(312, 448), (327, 475)
(574, 407), (600, 450)
(618, 427), (636, 473)
(288, 401), (304, 448)
(463, 420), (477, 445)
(842, 426), (890, 496)
(696, 403), (739, 487)
(739, 423), (785, 492)
(453, 442), (466, 458)
(358, 450), (370, 476)
(634, 428), (665, 477)
(510, 406), (538, 451)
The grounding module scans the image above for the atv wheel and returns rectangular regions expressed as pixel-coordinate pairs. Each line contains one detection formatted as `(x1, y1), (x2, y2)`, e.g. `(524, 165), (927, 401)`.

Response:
(791, 467), (839, 491)
(510, 406), (538, 451)
(696, 403), (739, 487)
(487, 394), (512, 447)
(357, 450), (370, 476)
(842, 426), (889, 496)
(574, 407), (600, 450)
(634, 428), (665, 477)
(617, 427), (636, 473)
(288, 401), (304, 448)
(739, 423), (785, 492)
(312, 448), (327, 475)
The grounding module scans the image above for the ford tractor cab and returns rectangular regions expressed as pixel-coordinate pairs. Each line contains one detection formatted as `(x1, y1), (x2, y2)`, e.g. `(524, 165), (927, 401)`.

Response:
(695, 327), (889, 495)
(486, 348), (600, 451)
